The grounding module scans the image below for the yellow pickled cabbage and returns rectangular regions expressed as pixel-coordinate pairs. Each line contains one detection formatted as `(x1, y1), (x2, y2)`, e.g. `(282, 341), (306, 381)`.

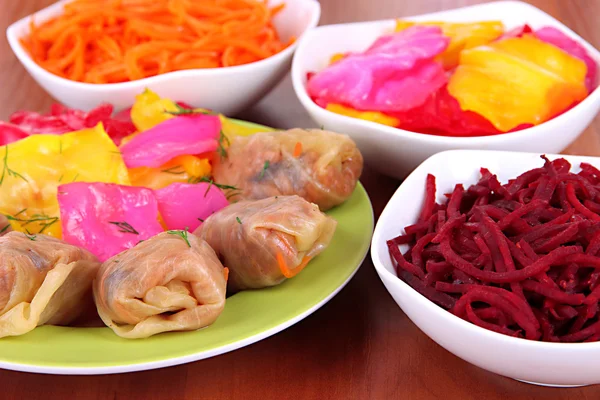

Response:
(128, 155), (212, 190)
(0, 124), (130, 237)
(395, 20), (504, 69)
(448, 35), (588, 131)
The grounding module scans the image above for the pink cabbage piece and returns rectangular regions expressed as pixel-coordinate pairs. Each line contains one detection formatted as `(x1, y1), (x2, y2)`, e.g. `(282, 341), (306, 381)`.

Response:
(0, 122), (29, 146)
(58, 182), (164, 261)
(534, 27), (598, 92)
(154, 183), (229, 232)
(9, 107), (78, 134)
(307, 26), (450, 112)
(7, 103), (136, 145)
(120, 114), (221, 168)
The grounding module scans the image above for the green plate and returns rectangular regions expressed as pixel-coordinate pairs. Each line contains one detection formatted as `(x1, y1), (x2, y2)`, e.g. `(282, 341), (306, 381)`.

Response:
(0, 121), (374, 374)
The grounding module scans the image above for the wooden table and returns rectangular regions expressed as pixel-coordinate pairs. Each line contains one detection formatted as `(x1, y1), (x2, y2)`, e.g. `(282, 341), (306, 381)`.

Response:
(1, 0), (599, 398)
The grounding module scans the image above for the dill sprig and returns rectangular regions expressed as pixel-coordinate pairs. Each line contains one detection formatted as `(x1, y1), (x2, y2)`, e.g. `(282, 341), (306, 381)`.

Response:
(236, 217), (242, 224)
(189, 176), (239, 197)
(217, 130), (230, 158)
(108, 221), (139, 235)
(259, 160), (270, 179)
(38, 217), (59, 234)
(195, 177), (238, 191)
(167, 228), (191, 247)
(165, 104), (213, 116)
(0, 224), (11, 234)
(0, 147), (28, 185)
(161, 165), (186, 175)
(6, 212), (59, 233)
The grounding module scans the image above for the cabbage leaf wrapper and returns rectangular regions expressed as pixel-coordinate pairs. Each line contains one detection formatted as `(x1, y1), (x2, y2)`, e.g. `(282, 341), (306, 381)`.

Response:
(195, 196), (337, 292)
(94, 232), (227, 339)
(0, 232), (100, 338)
(213, 129), (363, 211)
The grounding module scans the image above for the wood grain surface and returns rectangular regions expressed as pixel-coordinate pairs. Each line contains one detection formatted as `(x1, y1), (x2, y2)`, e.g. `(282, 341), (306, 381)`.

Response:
(1, 0), (599, 399)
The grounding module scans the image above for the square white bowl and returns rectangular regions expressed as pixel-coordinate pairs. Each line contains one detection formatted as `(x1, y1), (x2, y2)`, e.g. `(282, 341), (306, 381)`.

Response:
(371, 149), (600, 387)
(291, 1), (600, 180)
(7, 0), (320, 114)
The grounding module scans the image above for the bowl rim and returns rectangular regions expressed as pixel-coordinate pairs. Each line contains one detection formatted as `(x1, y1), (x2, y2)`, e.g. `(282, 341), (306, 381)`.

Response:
(6, 0), (321, 91)
(291, 0), (600, 145)
(371, 149), (600, 350)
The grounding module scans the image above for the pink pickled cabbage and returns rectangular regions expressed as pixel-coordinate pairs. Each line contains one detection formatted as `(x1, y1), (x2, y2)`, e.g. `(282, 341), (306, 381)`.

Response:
(58, 182), (163, 261)
(0, 122), (29, 146)
(534, 27), (597, 91)
(307, 26), (450, 112)
(120, 114), (220, 168)
(154, 183), (229, 232)
(8, 103), (136, 145)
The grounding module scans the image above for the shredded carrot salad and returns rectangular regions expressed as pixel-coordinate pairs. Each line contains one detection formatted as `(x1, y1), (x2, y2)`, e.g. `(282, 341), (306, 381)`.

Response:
(21, 0), (293, 84)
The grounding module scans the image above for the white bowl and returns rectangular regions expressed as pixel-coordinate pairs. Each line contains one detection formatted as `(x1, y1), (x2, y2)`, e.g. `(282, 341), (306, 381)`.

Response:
(7, 0), (320, 114)
(291, 1), (600, 180)
(371, 149), (600, 387)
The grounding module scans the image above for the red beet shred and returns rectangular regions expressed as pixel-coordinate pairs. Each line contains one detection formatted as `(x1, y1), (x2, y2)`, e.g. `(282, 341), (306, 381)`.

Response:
(387, 156), (600, 342)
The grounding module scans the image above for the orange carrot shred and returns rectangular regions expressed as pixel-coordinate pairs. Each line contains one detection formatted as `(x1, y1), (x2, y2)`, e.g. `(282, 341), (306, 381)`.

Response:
(22, 0), (291, 84)
(276, 252), (312, 279)
(223, 267), (229, 282)
(293, 142), (302, 158)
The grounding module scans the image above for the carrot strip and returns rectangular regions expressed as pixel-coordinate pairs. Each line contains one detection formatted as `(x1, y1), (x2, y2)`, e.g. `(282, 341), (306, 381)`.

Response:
(269, 4), (285, 16)
(276, 252), (311, 279)
(293, 142), (302, 158)
(96, 36), (123, 60)
(223, 267), (229, 281)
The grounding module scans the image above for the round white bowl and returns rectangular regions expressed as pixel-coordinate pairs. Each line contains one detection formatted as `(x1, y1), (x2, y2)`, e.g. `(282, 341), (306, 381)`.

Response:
(291, 1), (600, 180)
(7, 0), (320, 114)
(371, 150), (600, 387)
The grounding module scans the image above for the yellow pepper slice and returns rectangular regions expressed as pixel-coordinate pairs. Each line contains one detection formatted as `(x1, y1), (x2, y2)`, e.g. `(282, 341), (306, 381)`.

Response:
(220, 117), (271, 138)
(130, 89), (268, 140)
(130, 89), (179, 132)
(0, 124), (130, 238)
(128, 155), (212, 190)
(326, 103), (400, 127)
(395, 20), (504, 69)
(448, 35), (588, 132)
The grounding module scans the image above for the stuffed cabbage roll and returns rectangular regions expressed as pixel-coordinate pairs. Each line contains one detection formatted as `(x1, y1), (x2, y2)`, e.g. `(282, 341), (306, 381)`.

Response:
(0, 215), (12, 236)
(213, 129), (363, 211)
(194, 195), (337, 292)
(0, 232), (100, 338)
(94, 231), (227, 338)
